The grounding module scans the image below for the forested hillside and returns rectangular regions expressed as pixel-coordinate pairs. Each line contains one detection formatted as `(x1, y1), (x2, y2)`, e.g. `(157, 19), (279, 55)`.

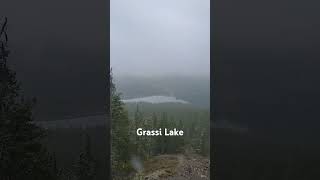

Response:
(111, 74), (210, 179)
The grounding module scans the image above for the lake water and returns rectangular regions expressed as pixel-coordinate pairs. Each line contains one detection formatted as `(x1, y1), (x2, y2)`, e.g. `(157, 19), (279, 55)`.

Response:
(122, 96), (190, 104)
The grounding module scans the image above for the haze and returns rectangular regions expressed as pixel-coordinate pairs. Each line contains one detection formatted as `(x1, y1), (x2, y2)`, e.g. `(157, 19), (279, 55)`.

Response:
(111, 0), (210, 77)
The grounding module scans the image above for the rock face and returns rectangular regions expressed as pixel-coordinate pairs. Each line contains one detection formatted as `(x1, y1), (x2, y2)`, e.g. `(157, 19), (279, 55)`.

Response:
(135, 154), (210, 180)
(168, 154), (210, 180)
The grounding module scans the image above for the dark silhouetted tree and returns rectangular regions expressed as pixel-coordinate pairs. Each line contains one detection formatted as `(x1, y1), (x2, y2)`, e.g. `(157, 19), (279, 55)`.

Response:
(74, 133), (96, 180)
(0, 17), (56, 180)
(110, 69), (132, 176)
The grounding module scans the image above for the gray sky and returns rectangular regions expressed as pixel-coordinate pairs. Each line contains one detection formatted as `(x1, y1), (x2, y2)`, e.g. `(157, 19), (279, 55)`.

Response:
(111, 0), (210, 77)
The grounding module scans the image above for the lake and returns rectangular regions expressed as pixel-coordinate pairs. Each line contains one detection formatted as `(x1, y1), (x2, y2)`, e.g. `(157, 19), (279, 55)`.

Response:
(122, 95), (190, 104)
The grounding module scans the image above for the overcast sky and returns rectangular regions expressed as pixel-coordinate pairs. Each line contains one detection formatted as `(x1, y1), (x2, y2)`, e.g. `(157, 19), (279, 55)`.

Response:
(111, 0), (210, 77)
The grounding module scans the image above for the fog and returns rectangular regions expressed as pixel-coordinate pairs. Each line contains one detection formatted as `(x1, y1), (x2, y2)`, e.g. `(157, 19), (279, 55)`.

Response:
(111, 0), (210, 77)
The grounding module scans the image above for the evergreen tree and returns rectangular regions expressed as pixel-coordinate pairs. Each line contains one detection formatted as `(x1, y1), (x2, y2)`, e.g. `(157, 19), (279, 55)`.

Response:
(74, 134), (96, 180)
(0, 17), (56, 180)
(167, 116), (178, 153)
(159, 112), (169, 154)
(52, 152), (59, 179)
(177, 119), (185, 152)
(199, 128), (210, 156)
(133, 104), (148, 159)
(152, 112), (157, 128)
(151, 113), (161, 155)
(134, 104), (143, 131)
(144, 113), (154, 158)
(110, 70), (132, 175)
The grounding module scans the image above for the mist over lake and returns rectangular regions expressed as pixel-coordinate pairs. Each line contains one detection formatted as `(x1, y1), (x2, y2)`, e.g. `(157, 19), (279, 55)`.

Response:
(122, 95), (190, 104)
(114, 75), (210, 108)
